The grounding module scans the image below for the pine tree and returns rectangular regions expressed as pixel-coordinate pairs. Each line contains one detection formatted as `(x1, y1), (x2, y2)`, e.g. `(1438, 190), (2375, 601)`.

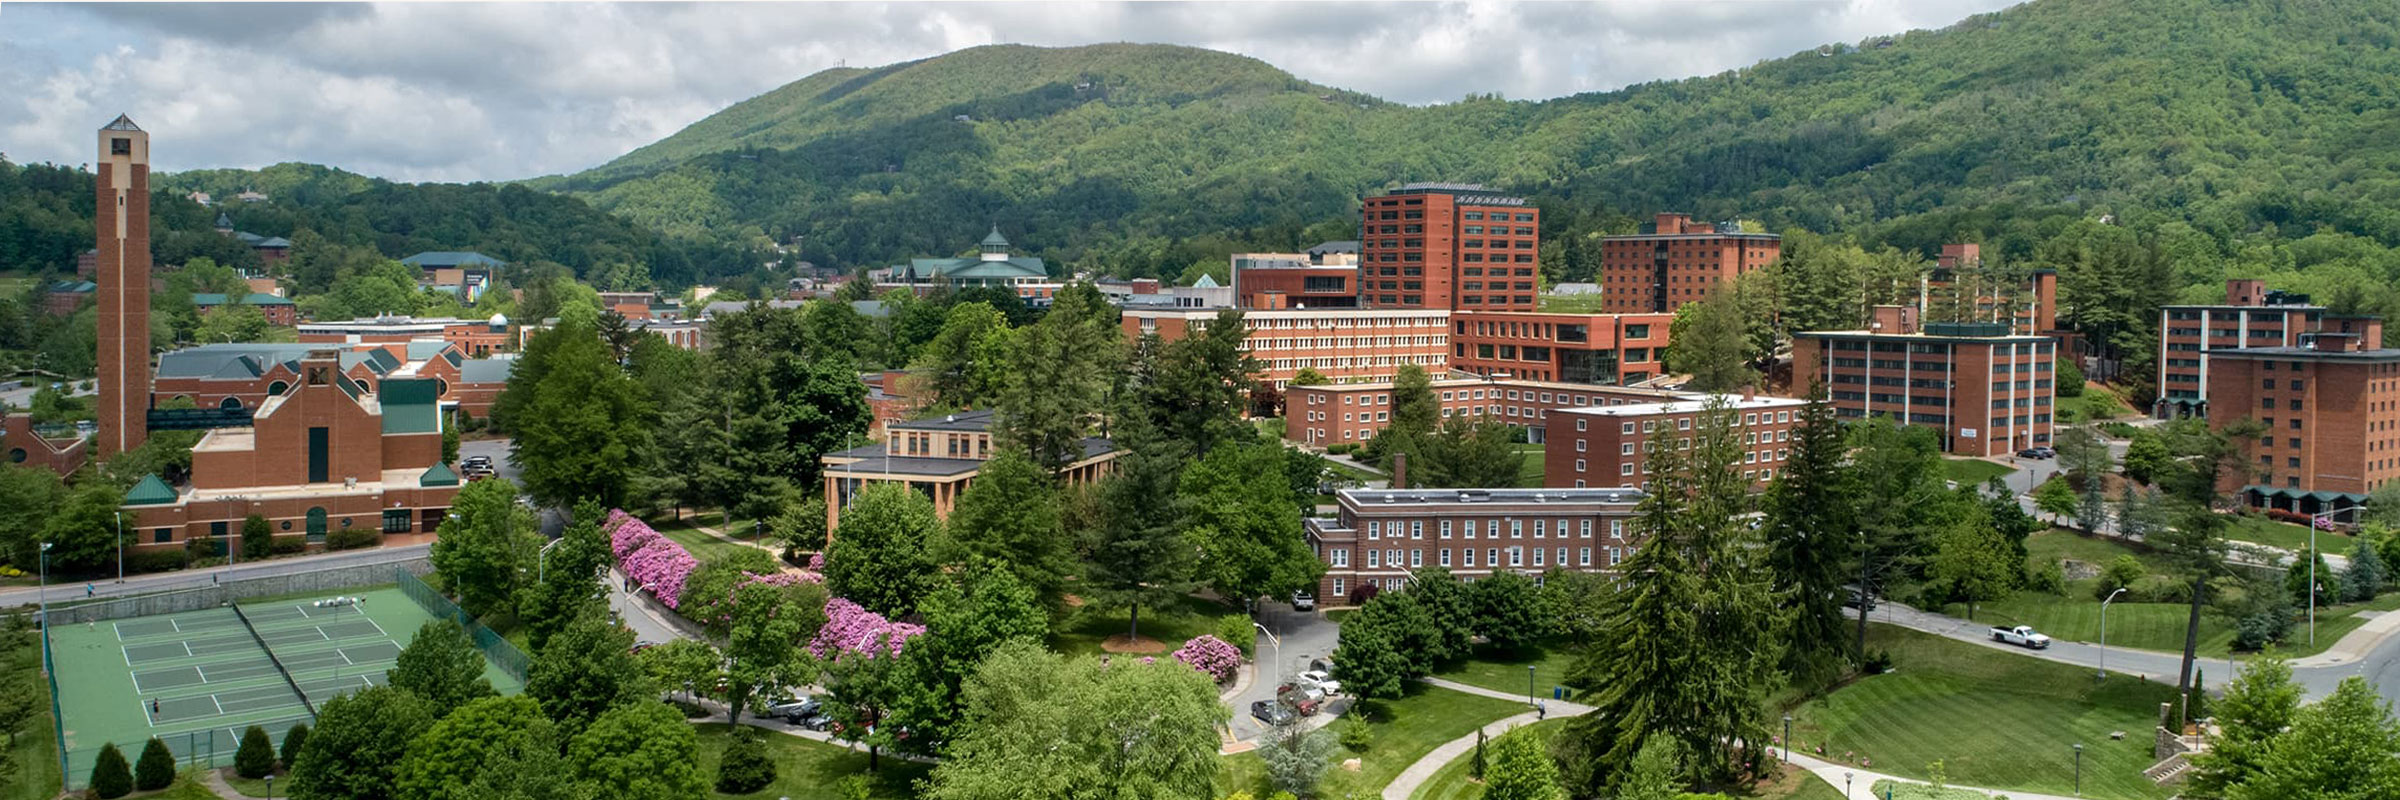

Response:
(2346, 535), (2385, 602)
(134, 737), (175, 790)
(279, 723), (309, 769)
(1763, 390), (1855, 681)
(234, 724), (275, 779)
(1083, 417), (1196, 641)
(89, 742), (131, 799)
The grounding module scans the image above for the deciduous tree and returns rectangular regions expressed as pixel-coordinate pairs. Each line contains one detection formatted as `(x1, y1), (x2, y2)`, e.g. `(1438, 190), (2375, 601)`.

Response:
(395, 696), (562, 800)
(525, 608), (654, 741)
(389, 621), (496, 716)
(567, 702), (708, 800)
(1483, 725), (1567, 800)
(824, 482), (940, 618)
(940, 449), (1070, 606)
(1179, 441), (1321, 603)
(2188, 652), (2301, 798)
(430, 477), (537, 619)
(288, 686), (436, 800)
(924, 642), (1227, 800)
(2226, 677), (2400, 800)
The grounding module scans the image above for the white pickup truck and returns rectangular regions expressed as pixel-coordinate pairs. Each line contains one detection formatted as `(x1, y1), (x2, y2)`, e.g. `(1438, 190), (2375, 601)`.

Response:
(1989, 625), (2052, 649)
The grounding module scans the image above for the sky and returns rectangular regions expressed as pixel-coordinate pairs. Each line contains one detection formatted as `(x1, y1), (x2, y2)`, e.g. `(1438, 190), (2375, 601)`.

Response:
(0, 1), (2023, 183)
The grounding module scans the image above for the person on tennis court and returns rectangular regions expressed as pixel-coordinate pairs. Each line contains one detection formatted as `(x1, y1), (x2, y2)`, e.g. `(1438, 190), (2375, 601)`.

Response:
(86, 583), (95, 598)
(149, 698), (159, 715)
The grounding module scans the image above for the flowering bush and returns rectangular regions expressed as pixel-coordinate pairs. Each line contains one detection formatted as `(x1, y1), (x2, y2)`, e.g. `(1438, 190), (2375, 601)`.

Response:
(607, 512), (698, 609)
(807, 553), (825, 571)
(1171, 635), (1243, 684)
(810, 597), (924, 659)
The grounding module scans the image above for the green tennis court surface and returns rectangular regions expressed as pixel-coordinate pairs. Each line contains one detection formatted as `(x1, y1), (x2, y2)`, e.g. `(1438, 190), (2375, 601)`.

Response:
(48, 585), (522, 788)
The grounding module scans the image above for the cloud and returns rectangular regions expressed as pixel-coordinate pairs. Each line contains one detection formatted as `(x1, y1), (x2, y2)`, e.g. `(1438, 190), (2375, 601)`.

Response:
(0, 1), (2021, 182)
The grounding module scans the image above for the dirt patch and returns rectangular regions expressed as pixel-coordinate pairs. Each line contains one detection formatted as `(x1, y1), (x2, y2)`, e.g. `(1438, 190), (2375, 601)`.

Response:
(1101, 633), (1171, 654)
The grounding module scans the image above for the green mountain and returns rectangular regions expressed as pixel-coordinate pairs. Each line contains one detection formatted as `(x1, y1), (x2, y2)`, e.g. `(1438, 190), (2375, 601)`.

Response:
(550, 0), (2400, 281)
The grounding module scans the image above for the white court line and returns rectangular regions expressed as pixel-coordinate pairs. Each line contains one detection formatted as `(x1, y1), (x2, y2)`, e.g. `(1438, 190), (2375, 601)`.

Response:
(359, 617), (386, 637)
(209, 695), (224, 714)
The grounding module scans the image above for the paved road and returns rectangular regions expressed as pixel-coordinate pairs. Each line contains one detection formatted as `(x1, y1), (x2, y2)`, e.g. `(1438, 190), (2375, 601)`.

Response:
(1227, 601), (1341, 742)
(0, 543), (432, 611)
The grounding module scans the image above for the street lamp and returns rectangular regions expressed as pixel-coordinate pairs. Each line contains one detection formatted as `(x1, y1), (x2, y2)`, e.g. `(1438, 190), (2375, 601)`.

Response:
(1844, 771), (1853, 798)
(37, 541), (53, 657)
(264, 774), (272, 799)
(114, 511), (123, 583)
(2098, 587), (2127, 679)
(1528, 664), (1538, 706)
(1783, 715), (1793, 763)
(2073, 743), (2084, 796)
(537, 537), (565, 581)
(1252, 622), (1282, 690)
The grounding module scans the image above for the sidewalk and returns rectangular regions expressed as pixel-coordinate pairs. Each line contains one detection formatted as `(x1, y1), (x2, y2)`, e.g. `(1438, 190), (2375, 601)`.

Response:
(2293, 606), (2400, 668)
(1378, 678), (1591, 799)
(1787, 750), (2080, 800)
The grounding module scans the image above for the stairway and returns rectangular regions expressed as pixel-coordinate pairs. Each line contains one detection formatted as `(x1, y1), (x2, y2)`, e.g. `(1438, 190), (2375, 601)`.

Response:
(2145, 753), (2194, 785)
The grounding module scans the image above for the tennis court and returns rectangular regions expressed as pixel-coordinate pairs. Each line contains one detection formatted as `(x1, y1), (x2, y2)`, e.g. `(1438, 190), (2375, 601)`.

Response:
(47, 585), (521, 788)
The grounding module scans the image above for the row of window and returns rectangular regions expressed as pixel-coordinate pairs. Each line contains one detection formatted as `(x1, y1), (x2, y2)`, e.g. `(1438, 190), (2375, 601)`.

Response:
(1336, 546), (1617, 570)
(1462, 212), (1537, 222)
(1361, 517), (1621, 540)
(1252, 336), (1444, 350)
(1458, 295), (1537, 305)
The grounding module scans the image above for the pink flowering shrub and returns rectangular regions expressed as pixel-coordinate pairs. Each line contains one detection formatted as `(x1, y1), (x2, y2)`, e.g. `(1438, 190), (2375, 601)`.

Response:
(807, 553), (825, 571)
(810, 597), (924, 659)
(1172, 635), (1242, 684)
(607, 512), (699, 609)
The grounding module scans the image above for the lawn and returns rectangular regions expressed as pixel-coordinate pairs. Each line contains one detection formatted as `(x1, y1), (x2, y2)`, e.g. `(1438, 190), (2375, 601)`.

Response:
(1513, 444), (1544, 488)
(4, 627), (60, 800)
(1050, 593), (1238, 656)
(1960, 529), (2400, 659)
(2221, 513), (2343, 554)
(2056, 385), (2136, 425)
(691, 724), (930, 798)
(1792, 624), (2176, 800)
(1221, 684), (1528, 798)
(1408, 717), (1566, 800)
(1938, 458), (2015, 487)
(1256, 417), (1287, 441)
(1432, 645), (1581, 702)
(657, 524), (758, 562)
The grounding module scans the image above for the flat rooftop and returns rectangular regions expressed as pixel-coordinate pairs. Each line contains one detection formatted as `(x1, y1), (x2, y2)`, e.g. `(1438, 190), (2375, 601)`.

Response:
(2206, 345), (2400, 361)
(1553, 394), (1808, 418)
(1337, 487), (1645, 506)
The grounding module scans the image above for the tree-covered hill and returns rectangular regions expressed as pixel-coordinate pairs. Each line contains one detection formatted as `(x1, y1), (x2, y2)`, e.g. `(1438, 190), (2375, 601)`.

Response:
(546, 0), (2400, 280)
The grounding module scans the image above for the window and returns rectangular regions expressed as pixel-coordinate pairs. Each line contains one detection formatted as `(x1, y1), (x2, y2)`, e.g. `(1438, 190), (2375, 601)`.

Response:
(1368, 521), (1380, 539)
(1575, 459), (1587, 472)
(1440, 519), (1453, 538)
(1463, 519), (1478, 539)
(153, 528), (172, 544)
(1440, 549), (1452, 567)
(1575, 419), (1588, 432)
(1332, 548), (1349, 567)
(1411, 520), (1424, 539)
(1411, 549), (1424, 567)
(1610, 520), (1624, 539)
(1534, 520), (1547, 538)
(1510, 520), (1523, 537)
(1579, 519), (1592, 538)
(1463, 548), (1477, 566)
(1532, 548), (1546, 566)
(1367, 549), (1380, 567)
(1609, 547), (1623, 566)
(1332, 578), (1346, 597)
(382, 510), (412, 534)
(1576, 439), (1587, 452)
(1579, 547), (1592, 566)
(1509, 547), (1524, 566)
(1621, 463), (1635, 476)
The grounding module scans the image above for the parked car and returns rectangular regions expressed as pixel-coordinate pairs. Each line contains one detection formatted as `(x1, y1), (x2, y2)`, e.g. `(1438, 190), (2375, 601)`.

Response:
(1278, 683), (1326, 715)
(1297, 670), (1341, 695)
(2032, 446), (2056, 458)
(1250, 700), (1295, 726)
(1990, 625), (2052, 649)
(2016, 448), (2044, 459)
(795, 710), (834, 731)
(1291, 592), (1316, 612)
(1840, 584), (1875, 611)
(766, 697), (819, 722)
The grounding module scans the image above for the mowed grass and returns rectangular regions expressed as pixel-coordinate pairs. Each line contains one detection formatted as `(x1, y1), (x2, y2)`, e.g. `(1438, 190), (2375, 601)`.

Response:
(656, 524), (758, 562)
(691, 724), (929, 799)
(2221, 513), (2344, 554)
(1408, 717), (1565, 800)
(1432, 645), (1580, 702)
(1050, 594), (1237, 657)
(1514, 444), (1544, 488)
(1794, 625), (2175, 800)
(3, 627), (60, 800)
(1938, 458), (2015, 487)
(1223, 685), (1529, 798)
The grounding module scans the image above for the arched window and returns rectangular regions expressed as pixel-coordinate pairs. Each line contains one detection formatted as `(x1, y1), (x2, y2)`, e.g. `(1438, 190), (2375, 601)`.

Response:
(267, 380), (289, 396)
(305, 507), (328, 540)
(219, 396), (243, 410)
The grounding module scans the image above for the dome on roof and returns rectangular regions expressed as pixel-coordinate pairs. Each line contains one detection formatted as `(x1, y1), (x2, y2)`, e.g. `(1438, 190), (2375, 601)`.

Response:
(489, 313), (508, 326)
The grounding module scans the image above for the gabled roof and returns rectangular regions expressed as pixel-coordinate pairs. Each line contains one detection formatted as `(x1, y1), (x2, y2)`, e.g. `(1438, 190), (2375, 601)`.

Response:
(460, 358), (514, 384)
(124, 474), (177, 506)
(102, 114), (142, 132)
(1192, 274), (1221, 288)
(420, 462), (459, 487)
(399, 251), (504, 269)
(379, 378), (441, 435)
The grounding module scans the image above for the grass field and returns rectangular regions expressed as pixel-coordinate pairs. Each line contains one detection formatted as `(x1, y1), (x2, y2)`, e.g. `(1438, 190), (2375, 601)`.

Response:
(1407, 717), (1565, 800)
(656, 525), (759, 562)
(1220, 684), (1528, 798)
(691, 724), (930, 798)
(1939, 458), (2016, 487)
(1513, 444), (1544, 488)
(2221, 513), (2343, 554)
(1432, 645), (1580, 701)
(4, 626), (61, 800)
(1050, 594), (1237, 656)
(1793, 625), (2176, 800)
(1539, 294), (1609, 314)
(2056, 385), (2136, 425)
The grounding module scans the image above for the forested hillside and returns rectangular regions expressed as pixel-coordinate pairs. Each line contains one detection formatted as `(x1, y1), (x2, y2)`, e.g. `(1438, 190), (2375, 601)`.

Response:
(548, 0), (2400, 287)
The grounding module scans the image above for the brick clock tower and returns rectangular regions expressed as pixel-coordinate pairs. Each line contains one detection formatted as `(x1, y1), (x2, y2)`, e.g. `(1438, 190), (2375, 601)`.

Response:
(97, 114), (151, 455)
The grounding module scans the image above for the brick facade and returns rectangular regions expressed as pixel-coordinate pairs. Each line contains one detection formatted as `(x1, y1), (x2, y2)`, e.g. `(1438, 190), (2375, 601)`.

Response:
(2203, 322), (2400, 513)
(97, 116), (152, 455)
(1304, 488), (1644, 603)
(1123, 307), (1450, 388)
(1544, 395), (1807, 490)
(1793, 306), (2057, 457)
(1600, 213), (1781, 314)
(2157, 279), (2325, 418)
(1449, 311), (1675, 386)
(1282, 378), (1686, 447)
(1358, 184), (1539, 312)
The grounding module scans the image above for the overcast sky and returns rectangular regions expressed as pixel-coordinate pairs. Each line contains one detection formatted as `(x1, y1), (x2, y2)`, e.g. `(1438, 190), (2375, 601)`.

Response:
(0, 1), (2020, 183)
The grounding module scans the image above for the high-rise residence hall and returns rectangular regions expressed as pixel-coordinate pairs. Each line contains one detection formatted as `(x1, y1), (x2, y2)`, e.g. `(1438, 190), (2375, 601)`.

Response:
(1449, 311), (1676, 386)
(1599, 212), (1782, 313)
(1229, 248), (1360, 310)
(2156, 279), (2327, 418)
(1792, 305), (2057, 457)
(97, 114), (152, 455)
(1915, 244), (2061, 338)
(2202, 317), (2400, 515)
(1358, 183), (1540, 312)
(1304, 487), (1645, 602)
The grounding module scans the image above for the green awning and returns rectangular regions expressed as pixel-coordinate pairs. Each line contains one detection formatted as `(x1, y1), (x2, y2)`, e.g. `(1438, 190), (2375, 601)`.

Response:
(124, 474), (178, 506)
(420, 462), (459, 487)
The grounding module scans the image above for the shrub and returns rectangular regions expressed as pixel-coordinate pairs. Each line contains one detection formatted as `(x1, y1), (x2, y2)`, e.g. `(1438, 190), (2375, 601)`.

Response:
(90, 742), (132, 799)
(1862, 649), (1894, 675)
(714, 729), (777, 793)
(270, 536), (307, 555)
(235, 724), (276, 778)
(809, 597), (925, 659)
(2129, 574), (2191, 604)
(135, 738), (175, 790)
(326, 528), (382, 551)
(2056, 359), (2086, 397)
(1347, 583), (1380, 606)
(2096, 555), (2147, 600)
(279, 723), (309, 768)
(1216, 614), (1257, 655)
(1336, 718), (1373, 751)
(2025, 561), (2066, 595)
(1171, 635), (1243, 684)
(126, 549), (189, 574)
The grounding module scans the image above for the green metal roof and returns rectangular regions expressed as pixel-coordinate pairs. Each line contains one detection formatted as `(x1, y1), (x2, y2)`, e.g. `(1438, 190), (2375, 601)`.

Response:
(378, 378), (441, 435)
(420, 462), (459, 487)
(124, 474), (178, 506)
(980, 226), (1010, 248)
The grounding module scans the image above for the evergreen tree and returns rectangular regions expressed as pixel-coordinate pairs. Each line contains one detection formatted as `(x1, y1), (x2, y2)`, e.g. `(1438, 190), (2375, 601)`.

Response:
(1845, 419), (1945, 658)
(89, 742), (131, 799)
(1145, 308), (1258, 455)
(279, 723), (309, 769)
(241, 513), (273, 561)
(1664, 289), (1758, 393)
(940, 448), (1071, 606)
(823, 482), (940, 618)
(1612, 734), (1684, 800)
(1083, 417), (1196, 640)
(995, 286), (1121, 472)
(1364, 364), (1439, 468)
(136, 737), (177, 789)
(2345, 534), (2385, 602)
(1416, 416), (1526, 489)
(1258, 709), (1335, 797)
(715, 729), (777, 793)
(1762, 390), (1855, 679)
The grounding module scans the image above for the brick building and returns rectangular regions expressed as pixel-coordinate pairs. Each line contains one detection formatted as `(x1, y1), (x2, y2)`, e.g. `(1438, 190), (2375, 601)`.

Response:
(2, 411), (89, 477)
(819, 410), (1118, 530)
(152, 340), (511, 418)
(97, 115), (153, 456)
(1792, 305), (2057, 457)
(297, 315), (517, 357)
(1449, 311), (1675, 386)
(1230, 249), (1360, 310)
(1358, 184), (1540, 312)
(1600, 213), (1782, 313)
(2156, 279), (2326, 418)
(1914, 244), (2060, 338)
(400, 252), (502, 303)
(1122, 307), (1450, 388)
(192, 292), (298, 326)
(2202, 318), (2400, 514)
(1281, 377), (1686, 447)
(1542, 395), (1808, 490)
(122, 350), (460, 549)
(42, 280), (95, 317)
(1303, 487), (1645, 602)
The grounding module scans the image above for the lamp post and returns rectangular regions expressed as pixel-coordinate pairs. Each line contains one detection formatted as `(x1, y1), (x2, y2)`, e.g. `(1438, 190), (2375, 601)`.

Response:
(1783, 715), (1793, 763)
(1528, 664), (1538, 706)
(2073, 743), (2084, 796)
(114, 510), (123, 583)
(2098, 587), (2127, 679)
(1252, 622), (1282, 689)
(264, 775), (272, 799)
(537, 537), (565, 582)
(1844, 771), (1853, 798)
(37, 541), (53, 655)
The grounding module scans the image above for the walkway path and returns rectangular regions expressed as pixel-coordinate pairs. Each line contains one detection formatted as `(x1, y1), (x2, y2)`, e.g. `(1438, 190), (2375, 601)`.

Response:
(1786, 749), (2080, 800)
